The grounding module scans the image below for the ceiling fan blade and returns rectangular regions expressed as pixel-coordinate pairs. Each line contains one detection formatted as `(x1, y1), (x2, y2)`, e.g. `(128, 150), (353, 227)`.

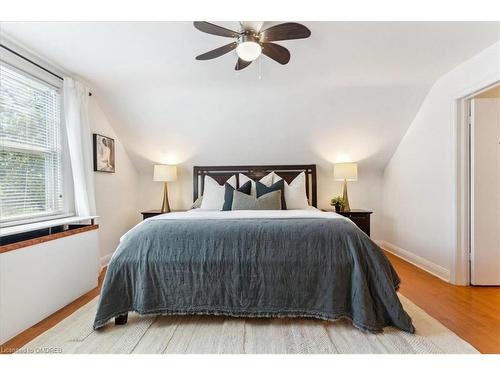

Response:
(193, 21), (240, 38)
(261, 43), (291, 65)
(235, 58), (252, 71)
(196, 42), (238, 60)
(260, 22), (311, 42)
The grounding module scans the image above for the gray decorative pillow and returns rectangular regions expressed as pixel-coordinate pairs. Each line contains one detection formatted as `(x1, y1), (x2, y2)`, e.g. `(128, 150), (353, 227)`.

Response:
(231, 190), (282, 210)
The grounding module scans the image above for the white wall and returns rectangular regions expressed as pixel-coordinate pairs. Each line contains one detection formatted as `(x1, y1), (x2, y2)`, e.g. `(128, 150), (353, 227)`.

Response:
(88, 99), (141, 264)
(115, 80), (422, 244)
(381, 42), (500, 282)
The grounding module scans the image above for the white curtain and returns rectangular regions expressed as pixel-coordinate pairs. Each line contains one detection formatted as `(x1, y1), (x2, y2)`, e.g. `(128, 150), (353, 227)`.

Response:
(63, 77), (96, 217)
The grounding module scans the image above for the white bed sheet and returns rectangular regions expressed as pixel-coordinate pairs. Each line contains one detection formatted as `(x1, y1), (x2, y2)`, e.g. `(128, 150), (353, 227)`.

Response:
(150, 207), (346, 221)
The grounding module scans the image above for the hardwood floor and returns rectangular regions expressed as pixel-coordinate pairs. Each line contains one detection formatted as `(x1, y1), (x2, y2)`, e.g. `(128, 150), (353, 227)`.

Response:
(385, 251), (500, 354)
(1, 255), (499, 354)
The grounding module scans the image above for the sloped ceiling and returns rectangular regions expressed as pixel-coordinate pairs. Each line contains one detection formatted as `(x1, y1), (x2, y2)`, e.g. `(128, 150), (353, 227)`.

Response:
(1, 22), (499, 173)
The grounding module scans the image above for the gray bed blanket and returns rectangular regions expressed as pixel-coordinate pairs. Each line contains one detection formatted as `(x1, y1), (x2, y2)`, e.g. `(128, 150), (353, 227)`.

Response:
(94, 214), (414, 333)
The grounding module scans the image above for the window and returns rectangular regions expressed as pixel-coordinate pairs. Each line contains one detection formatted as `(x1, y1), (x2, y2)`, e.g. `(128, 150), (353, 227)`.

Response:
(0, 63), (65, 224)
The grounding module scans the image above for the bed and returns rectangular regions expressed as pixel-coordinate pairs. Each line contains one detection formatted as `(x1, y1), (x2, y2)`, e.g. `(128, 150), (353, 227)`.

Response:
(94, 164), (414, 333)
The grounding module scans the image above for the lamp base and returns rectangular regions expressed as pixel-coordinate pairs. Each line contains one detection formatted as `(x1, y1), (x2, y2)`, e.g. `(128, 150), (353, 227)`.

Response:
(160, 182), (171, 213)
(342, 179), (351, 212)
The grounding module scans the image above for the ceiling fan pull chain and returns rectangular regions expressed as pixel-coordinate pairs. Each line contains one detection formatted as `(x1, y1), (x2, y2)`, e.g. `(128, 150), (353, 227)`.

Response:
(258, 56), (262, 80)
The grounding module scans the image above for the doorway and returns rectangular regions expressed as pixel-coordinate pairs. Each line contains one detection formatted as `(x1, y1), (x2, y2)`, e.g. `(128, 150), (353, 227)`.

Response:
(469, 84), (500, 285)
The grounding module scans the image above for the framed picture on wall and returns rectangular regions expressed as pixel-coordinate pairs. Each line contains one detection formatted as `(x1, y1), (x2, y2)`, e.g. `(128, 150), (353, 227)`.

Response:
(93, 134), (115, 173)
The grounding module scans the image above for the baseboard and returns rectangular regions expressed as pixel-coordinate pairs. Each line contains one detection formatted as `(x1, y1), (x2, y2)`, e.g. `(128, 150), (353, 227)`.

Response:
(377, 240), (450, 282)
(100, 253), (112, 269)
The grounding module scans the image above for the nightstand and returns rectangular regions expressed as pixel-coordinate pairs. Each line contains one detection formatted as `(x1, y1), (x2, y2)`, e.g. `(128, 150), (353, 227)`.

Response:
(322, 209), (373, 236)
(141, 209), (186, 220)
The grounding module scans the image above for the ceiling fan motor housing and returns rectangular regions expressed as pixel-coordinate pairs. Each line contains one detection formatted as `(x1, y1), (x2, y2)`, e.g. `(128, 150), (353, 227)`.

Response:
(238, 33), (260, 45)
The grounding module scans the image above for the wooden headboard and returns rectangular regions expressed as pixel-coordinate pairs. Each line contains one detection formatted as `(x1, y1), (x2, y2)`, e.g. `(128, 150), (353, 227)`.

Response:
(193, 164), (317, 207)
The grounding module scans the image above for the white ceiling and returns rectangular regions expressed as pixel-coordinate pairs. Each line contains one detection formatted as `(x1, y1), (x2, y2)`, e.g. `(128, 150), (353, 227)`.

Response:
(1, 22), (499, 172)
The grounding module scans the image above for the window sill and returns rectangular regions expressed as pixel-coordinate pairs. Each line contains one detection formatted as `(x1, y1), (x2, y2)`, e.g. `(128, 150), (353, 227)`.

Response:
(0, 215), (98, 238)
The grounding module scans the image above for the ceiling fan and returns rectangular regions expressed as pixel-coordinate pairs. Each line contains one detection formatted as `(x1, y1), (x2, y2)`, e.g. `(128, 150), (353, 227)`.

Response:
(193, 21), (311, 70)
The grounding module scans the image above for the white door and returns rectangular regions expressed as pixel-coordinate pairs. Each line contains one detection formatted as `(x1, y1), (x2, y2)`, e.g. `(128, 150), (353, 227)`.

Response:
(471, 98), (500, 285)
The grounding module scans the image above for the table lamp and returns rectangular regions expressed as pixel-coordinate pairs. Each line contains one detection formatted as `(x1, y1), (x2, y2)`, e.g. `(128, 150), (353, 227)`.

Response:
(153, 164), (177, 213)
(334, 162), (358, 211)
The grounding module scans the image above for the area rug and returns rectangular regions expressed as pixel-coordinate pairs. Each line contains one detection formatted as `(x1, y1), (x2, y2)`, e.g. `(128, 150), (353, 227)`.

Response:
(16, 295), (478, 354)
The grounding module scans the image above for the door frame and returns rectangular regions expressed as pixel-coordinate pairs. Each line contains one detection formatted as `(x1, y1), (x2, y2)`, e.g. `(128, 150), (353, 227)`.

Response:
(453, 80), (499, 285)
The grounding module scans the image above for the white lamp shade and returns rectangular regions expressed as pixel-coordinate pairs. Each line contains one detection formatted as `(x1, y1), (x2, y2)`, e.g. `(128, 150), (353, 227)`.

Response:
(153, 164), (177, 182)
(334, 163), (358, 181)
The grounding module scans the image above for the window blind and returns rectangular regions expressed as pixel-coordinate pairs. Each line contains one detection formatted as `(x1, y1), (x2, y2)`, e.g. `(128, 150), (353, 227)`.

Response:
(0, 63), (63, 223)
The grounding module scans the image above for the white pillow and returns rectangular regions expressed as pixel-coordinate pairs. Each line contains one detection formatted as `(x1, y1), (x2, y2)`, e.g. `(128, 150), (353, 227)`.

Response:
(200, 175), (236, 210)
(239, 172), (275, 197)
(273, 172), (309, 209)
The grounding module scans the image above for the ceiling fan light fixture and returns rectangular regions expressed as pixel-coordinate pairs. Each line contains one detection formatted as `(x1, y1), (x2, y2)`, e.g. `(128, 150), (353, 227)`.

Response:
(236, 41), (261, 61)
(194, 21), (311, 70)
(236, 34), (262, 61)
